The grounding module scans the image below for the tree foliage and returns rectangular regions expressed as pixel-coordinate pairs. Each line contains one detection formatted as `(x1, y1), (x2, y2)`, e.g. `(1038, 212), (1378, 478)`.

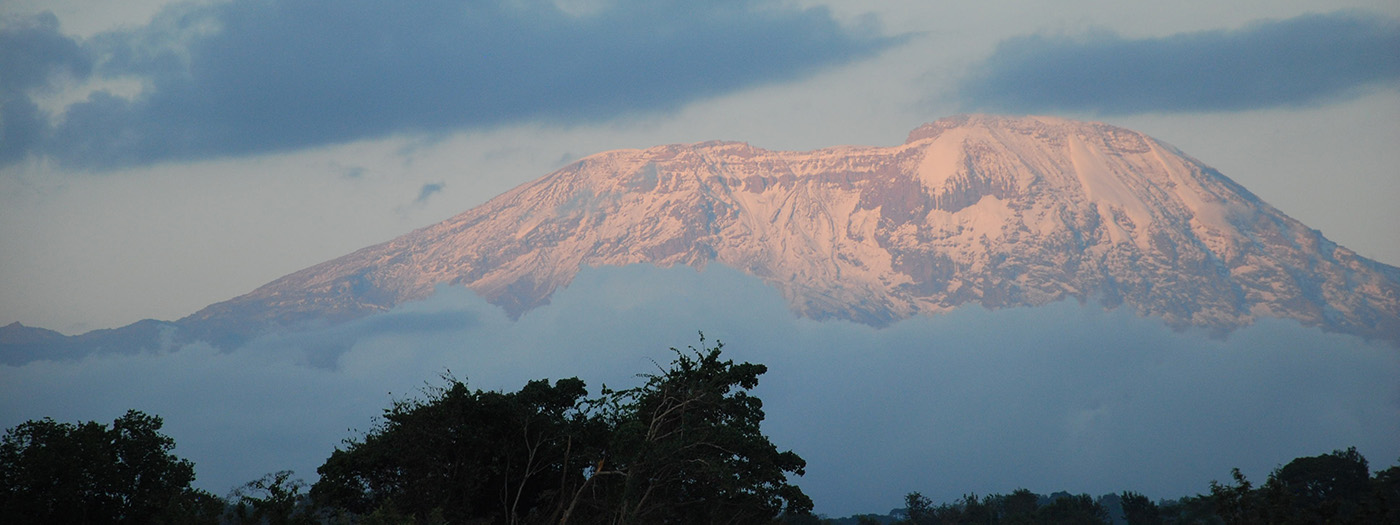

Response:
(880, 449), (1399, 525)
(313, 374), (596, 523)
(893, 490), (1105, 525)
(312, 335), (811, 524)
(1117, 491), (1160, 525)
(1203, 447), (1394, 524)
(1268, 446), (1371, 522)
(1035, 493), (1106, 524)
(571, 339), (813, 524)
(0, 410), (218, 524)
(229, 470), (316, 525)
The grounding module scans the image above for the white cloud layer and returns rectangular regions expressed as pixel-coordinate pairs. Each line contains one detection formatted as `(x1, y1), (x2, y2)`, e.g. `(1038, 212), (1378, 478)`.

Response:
(3, 264), (1396, 516)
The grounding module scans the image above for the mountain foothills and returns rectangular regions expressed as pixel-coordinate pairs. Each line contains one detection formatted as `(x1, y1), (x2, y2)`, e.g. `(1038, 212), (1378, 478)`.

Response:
(5, 115), (1398, 355)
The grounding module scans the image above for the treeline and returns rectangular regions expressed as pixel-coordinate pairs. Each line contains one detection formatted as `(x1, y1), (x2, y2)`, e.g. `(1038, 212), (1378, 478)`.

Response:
(3, 337), (1398, 524)
(811, 453), (1400, 525)
(3, 338), (809, 524)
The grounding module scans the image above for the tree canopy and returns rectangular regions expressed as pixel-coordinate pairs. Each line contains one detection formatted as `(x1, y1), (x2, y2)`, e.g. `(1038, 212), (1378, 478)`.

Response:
(0, 410), (220, 524)
(1206, 446), (1398, 524)
(311, 335), (812, 524)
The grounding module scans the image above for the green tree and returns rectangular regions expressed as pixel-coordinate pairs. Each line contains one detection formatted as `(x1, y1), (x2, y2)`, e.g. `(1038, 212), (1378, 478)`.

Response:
(1155, 494), (1218, 525)
(0, 410), (217, 524)
(1259, 447), (1372, 524)
(1208, 468), (1260, 524)
(1370, 462), (1400, 524)
(313, 375), (595, 523)
(1036, 493), (1108, 524)
(1200, 448), (1400, 523)
(1000, 488), (1039, 524)
(1117, 492), (1160, 525)
(230, 470), (315, 525)
(314, 335), (810, 524)
(559, 336), (812, 524)
(958, 493), (996, 523)
(898, 492), (935, 525)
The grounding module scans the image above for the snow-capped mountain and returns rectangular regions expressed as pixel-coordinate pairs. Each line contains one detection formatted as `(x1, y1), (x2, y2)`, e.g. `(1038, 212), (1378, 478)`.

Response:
(174, 115), (1399, 345)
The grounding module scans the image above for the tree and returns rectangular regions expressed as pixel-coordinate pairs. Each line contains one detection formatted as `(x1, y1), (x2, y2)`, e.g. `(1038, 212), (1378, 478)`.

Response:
(0, 410), (217, 524)
(1036, 493), (1108, 524)
(1370, 462), (1400, 524)
(313, 334), (811, 524)
(230, 470), (314, 525)
(571, 337), (812, 524)
(313, 375), (596, 523)
(1201, 449), (1400, 524)
(957, 493), (996, 523)
(999, 488), (1039, 524)
(899, 492), (936, 525)
(1208, 468), (1260, 524)
(1261, 447), (1372, 523)
(1117, 491), (1161, 525)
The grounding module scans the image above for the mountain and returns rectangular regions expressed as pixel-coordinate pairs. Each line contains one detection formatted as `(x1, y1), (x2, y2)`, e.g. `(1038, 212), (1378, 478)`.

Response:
(0, 319), (178, 365)
(6, 115), (1397, 360)
(172, 114), (1399, 346)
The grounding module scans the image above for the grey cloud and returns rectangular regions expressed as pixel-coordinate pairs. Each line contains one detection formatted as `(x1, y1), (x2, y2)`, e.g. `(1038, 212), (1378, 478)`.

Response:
(1, 0), (897, 169)
(2, 264), (1396, 516)
(414, 182), (445, 205)
(958, 11), (1400, 115)
(0, 12), (89, 96)
(236, 293), (481, 369)
(0, 12), (91, 165)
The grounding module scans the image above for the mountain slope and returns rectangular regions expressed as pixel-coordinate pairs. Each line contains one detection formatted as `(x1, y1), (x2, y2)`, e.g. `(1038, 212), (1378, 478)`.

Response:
(181, 115), (1399, 344)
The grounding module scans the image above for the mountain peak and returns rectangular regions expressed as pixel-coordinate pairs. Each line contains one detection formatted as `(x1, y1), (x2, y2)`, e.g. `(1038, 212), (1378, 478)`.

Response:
(906, 114), (1098, 143)
(177, 115), (1397, 346)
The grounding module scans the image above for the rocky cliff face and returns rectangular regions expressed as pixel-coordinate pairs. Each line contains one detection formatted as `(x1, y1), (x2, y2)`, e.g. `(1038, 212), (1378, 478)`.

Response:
(183, 115), (1400, 344)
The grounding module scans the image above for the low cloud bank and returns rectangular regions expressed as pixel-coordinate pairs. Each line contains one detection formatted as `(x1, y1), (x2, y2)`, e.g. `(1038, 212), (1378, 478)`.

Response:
(2, 264), (1396, 516)
(959, 11), (1400, 115)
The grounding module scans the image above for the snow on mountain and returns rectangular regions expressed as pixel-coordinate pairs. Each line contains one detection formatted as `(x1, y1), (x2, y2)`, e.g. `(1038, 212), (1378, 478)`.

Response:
(181, 115), (1400, 345)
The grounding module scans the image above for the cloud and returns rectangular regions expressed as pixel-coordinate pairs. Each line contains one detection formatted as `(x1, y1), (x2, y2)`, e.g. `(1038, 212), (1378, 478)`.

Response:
(414, 182), (445, 205)
(0, 12), (91, 165)
(2, 264), (1397, 516)
(0, 12), (90, 98)
(958, 11), (1400, 115)
(0, 0), (896, 169)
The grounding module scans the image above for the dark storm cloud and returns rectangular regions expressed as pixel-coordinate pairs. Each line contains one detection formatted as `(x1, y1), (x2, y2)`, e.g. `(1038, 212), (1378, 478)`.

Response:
(959, 11), (1400, 115)
(3, 265), (1397, 516)
(0, 0), (897, 169)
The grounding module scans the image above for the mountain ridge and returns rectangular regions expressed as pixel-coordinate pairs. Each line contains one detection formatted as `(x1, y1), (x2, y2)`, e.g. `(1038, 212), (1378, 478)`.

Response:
(6, 115), (1397, 357)
(178, 114), (1400, 345)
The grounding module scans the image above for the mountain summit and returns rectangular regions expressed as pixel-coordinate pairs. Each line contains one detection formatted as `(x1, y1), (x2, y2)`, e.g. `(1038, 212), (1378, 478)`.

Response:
(182, 115), (1397, 344)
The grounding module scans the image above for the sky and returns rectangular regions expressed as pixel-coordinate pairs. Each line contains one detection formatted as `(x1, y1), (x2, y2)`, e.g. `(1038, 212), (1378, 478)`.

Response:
(0, 0), (1397, 334)
(1, 0), (1399, 516)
